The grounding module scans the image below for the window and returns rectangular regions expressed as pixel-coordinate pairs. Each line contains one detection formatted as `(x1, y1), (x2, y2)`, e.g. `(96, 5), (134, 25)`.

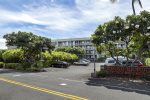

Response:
(108, 60), (115, 63)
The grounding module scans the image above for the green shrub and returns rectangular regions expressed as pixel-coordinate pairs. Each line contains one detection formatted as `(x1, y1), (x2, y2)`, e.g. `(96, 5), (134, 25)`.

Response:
(0, 62), (4, 68)
(145, 58), (150, 66)
(52, 51), (78, 63)
(96, 70), (108, 77)
(2, 49), (24, 63)
(41, 51), (53, 67)
(0, 50), (5, 61)
(5, 63), (22, 69)
(5, 62), (40, 72)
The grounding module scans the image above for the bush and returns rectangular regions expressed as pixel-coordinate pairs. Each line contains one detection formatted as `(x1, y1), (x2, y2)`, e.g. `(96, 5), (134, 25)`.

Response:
(0, 62), (4, 68)
(2, 49), (24, 63)
(41, 51), (53, 67)
(145, 58), (150, 66)
(4, 63), (22, 69)
(0, 50), (5, 61)
(52, 51), (78, 63)
(96, 70), (108, 77)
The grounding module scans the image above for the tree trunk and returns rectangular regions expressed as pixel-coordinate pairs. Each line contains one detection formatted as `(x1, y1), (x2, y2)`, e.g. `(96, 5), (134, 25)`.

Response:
(132, 0), (136, 15)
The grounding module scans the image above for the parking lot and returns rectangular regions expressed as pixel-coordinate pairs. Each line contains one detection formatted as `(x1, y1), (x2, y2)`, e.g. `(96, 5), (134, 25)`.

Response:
(0, 63), (150, 100)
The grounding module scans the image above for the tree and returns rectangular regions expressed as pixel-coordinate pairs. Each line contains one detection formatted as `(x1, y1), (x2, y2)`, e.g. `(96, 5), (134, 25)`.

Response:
(92, 16), (126, 65)
(129, 11), (150, 61)
(3, 31), (53, 65)
(92, 10), (150, 65)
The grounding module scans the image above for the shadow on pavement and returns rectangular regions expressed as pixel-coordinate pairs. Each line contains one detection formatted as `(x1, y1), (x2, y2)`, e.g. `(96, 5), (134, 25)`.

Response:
(85, 77), (150, 96)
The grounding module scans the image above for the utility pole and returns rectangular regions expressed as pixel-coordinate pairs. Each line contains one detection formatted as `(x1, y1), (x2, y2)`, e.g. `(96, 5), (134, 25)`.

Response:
(93, 48), (96, 76)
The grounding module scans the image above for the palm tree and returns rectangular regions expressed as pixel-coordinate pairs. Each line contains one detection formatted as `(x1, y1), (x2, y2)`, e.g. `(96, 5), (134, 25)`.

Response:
(110, 0), (142, 15)
(132, 0), (142, 15)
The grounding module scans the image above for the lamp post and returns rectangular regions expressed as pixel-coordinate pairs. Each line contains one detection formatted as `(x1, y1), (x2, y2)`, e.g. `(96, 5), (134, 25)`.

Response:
(93, 47), (96, 76)
(39, 43), (48, 71)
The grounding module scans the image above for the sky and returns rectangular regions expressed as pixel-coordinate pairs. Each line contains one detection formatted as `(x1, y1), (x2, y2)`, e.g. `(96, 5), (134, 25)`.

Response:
(0, 0), (150, 49)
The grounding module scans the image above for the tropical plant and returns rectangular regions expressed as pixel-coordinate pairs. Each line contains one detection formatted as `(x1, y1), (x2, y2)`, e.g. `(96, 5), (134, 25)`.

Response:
(92, 10), (150, 65)
(3, 31), (53, 65)
(2, 49), (24, 63)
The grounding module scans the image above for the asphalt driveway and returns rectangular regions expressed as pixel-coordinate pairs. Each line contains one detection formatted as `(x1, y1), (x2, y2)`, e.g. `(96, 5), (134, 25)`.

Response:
(0, 63), (150, 100)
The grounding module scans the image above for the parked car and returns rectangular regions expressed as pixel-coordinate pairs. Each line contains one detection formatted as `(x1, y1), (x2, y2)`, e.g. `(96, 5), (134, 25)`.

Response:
(122, 60), (144, 67)
(74, 60), (89, 66)
(80, 58), (91, 63)
(49, 61), (70, 68)
(104, 56), (126, 66)
(104, 58), (116, 66)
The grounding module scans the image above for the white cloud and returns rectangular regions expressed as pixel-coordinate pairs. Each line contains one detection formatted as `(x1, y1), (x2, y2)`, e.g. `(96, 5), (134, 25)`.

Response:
(0, 0), (150, 39)
(0, 39), (7, 49)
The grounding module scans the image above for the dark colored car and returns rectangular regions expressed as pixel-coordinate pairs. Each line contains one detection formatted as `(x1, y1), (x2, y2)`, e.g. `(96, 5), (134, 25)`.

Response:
(122, 60), (144, 67)
(49, 61), (70, 68)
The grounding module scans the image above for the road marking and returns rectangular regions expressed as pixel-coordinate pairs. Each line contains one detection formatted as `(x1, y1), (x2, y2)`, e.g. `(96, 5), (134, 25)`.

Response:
(59, 78), (85, 83)
(0, 77), (88, 100)
(60, 83), (67, 86)
(13, 74), (21, 77)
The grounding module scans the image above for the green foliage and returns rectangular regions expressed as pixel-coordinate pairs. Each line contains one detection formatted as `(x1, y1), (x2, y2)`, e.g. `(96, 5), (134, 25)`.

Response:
(0, 62), (4, 68)
(52, 51), (78, 63)
(145, 58), (150, 66)
(0, 50), (5, 61)
(2, 49), (23, 63)
(55, 46), (85, 56)
(4, 62), (40, 72)
(4, 63), (22, 69)
(96, 70), (108, 77)
(41, 51), (53, 67)
(92, 10), (150, 63)
(3, 31), (53, 65)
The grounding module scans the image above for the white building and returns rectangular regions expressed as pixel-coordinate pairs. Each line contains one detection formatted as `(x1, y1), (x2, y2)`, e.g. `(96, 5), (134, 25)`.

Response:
(52, 37), (100, 61)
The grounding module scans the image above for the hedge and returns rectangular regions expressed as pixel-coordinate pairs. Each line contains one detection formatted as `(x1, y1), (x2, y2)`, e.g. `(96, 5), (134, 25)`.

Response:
(2, 49), (24, 63)
(0, 50), (5, 61)
(145, 58), (150, 66)
(41, 51), (53, 67)
(0, 62), (4, 68)
(52, 51), (78, 62)
(4, 63), (22, 69)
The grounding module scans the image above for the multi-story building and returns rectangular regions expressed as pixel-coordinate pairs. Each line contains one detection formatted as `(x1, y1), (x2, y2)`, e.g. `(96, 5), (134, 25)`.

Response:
(52, 37), (100, 61)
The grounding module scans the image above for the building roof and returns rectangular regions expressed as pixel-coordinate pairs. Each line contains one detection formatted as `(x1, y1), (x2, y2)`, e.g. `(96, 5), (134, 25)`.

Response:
(52, 37), (91, 42)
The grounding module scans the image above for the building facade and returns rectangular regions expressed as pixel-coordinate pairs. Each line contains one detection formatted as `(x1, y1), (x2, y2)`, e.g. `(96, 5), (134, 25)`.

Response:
(52, 37), (100, 61)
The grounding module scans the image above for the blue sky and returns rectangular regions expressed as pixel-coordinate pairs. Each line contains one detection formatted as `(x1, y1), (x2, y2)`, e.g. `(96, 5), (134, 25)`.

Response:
(0, 0), (150, 49)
